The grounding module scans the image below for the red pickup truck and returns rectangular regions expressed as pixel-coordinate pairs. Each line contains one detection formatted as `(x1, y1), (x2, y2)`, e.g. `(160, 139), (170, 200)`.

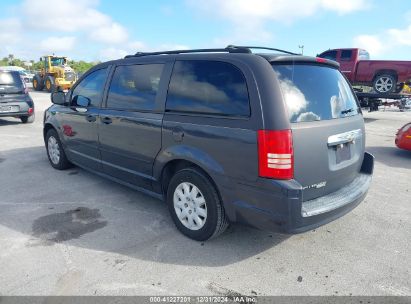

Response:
(318, 48), (411, 93)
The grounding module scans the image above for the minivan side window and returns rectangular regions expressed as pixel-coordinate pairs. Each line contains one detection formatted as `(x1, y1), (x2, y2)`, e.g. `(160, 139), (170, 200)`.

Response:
(106, 64), (164, 111)
(166, 60), (250, 117)
(319, 51), (337, 61)
(341, 50), (352, 60)
(71, 68), (108, 107)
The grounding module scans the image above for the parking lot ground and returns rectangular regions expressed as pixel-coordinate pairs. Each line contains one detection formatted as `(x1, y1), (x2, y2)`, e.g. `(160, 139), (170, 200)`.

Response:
(0, 92), (410, 296)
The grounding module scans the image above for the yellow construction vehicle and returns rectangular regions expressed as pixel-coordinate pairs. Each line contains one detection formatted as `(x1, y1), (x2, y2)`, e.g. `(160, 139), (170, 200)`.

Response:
(32, 55), (77, 92)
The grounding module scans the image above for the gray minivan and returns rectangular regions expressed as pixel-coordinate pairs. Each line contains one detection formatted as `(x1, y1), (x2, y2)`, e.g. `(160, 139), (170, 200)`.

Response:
(43, 46), (374, 241)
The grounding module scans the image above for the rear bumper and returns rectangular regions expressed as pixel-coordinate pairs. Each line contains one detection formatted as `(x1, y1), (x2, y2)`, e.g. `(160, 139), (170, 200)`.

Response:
(0, 111), (32, 117)
(220, 152), (374, 233)
(0, 103), (34, 117)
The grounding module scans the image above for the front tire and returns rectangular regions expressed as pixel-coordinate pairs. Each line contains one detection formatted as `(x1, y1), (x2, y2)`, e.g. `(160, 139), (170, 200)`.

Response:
(167, 168), (229, 241)
(45, 76), (55, 93)
(45, 129), (72, 170)
(373, 74), (396, 93)
(32, 75), (44, 91)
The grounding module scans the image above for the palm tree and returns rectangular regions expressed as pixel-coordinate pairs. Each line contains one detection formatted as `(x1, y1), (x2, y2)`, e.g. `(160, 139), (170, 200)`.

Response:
(8, 54), (14, 65)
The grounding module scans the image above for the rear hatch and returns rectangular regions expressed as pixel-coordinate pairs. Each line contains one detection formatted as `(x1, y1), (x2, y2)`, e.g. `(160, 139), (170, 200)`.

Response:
(272, 62), (364, 201)
(0, 71), (28, 113)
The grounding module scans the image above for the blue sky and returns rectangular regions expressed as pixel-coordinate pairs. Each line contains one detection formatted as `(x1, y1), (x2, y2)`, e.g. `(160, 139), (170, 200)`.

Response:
(1, 0), (411, 62)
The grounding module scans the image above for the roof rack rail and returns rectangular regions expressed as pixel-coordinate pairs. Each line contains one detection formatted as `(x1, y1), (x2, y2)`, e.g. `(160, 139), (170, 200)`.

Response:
(227, 45), (299, 55)
(123, 45), (299, 59)
(124, 46), (252, 58)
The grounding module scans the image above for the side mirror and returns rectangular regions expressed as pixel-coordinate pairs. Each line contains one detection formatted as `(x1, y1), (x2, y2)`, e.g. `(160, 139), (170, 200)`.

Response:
(51, 91), (66, 105)
(76, 95), (90, 107)
(40, 57), (43, 61)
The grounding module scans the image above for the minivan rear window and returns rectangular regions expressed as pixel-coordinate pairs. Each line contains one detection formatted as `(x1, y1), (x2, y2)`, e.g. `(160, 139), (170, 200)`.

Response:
(0, 71), (24, 93)
(272, 64), (360, 123)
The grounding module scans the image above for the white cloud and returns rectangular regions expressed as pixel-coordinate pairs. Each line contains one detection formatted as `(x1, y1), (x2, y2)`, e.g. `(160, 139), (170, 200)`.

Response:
(39, 36), (76, 53)
(189, 0), (369, 43)
(189, 0), (369, 24)
(0, 18), (22, 45)
(20, 0), (128, 44)
(98, 42), (191, 61)
(353, 34), (384, 56)
(353, 20), (411, 58)
(90, 23), (128, 44)
(99, 48), (129, 61)
(321, 0), (370, 14)
(387, 26), (411, 46)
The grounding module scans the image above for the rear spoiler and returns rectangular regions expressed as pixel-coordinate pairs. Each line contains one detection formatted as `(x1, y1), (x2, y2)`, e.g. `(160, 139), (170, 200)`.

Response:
(262, 55), (340, 69)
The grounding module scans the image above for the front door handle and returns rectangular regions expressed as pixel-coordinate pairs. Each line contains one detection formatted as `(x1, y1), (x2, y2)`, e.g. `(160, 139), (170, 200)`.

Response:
(86, 115), (96, 122)
(101, 116), (112, 124)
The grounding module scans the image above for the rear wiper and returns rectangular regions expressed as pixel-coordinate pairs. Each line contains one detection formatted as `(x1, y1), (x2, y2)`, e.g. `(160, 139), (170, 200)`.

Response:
(341, 108), (354, 115)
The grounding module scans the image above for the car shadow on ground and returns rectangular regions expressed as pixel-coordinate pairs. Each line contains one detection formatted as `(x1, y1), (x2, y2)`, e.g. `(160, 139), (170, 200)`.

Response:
(363, 117), (379, 123)
(366, 145), (411, 169)
(0, 146), (289, 267)
(0, 117), (23, 125)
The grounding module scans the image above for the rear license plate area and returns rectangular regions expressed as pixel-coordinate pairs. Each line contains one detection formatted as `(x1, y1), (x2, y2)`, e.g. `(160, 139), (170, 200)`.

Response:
(336, 143), (351, 164)
(0, 105), (20, 113)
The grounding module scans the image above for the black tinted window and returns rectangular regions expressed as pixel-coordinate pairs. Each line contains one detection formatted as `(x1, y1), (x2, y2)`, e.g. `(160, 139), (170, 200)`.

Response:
(166, 61), (250, 117)
(107, 64), (164, 111)
(319, 51), (337, 61)
(71, 68), (108, 107)
(341, 50), (352, 60)
(0, 71), (24, 93)
(272, 64), (359, 123)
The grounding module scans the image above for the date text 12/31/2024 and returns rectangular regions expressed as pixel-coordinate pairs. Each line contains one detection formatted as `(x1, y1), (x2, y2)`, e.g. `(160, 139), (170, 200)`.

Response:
(149, 296), (257, 303)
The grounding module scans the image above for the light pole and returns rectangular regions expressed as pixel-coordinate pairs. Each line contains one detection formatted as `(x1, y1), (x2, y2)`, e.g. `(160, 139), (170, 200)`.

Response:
(298, 45), (304, 55)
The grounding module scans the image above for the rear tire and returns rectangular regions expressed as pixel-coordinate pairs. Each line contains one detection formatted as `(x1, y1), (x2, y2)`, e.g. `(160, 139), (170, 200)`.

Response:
(373, 74), (396, 93)
(45, 76), (55, 93)
(167, 168), (229, 241)
(20, 114), (35, 124)
(45, 129), (72, 170)
(32, 75), (44, 91)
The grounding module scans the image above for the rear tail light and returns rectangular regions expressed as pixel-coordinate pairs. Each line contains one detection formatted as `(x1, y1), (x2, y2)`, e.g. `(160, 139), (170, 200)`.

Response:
(28, 108), (33, 115)
(257, 130), (294, 179)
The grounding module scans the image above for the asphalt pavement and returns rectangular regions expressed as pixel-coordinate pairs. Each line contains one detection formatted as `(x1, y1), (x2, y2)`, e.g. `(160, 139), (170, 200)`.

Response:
(0, 92), (410, 296)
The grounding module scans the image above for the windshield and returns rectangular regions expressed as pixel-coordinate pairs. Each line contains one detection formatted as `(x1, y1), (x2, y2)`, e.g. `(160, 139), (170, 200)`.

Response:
(0, 71), (25, 93)
(51, 58), (66, 66)
(272, 64), (360, 123)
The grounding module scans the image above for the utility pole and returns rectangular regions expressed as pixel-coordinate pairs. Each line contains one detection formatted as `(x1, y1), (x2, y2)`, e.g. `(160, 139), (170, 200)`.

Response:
(298, 45), (304, 55)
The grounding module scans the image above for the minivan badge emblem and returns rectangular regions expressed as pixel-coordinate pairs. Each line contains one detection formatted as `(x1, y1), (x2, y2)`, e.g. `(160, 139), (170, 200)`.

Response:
(303, 181), (327, 190)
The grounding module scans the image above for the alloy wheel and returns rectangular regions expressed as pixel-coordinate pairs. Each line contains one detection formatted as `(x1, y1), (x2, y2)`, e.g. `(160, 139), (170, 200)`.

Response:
(375, 76), (394, 93)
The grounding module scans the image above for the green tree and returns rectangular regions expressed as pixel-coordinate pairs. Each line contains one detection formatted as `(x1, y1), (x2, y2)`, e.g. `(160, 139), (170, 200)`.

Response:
(0, 55), (97, 73)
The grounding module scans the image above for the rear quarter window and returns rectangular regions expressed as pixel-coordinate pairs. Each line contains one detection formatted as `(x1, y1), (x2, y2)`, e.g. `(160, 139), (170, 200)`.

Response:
(166, 60), (250, 117)
(272, 64), (360, 123)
